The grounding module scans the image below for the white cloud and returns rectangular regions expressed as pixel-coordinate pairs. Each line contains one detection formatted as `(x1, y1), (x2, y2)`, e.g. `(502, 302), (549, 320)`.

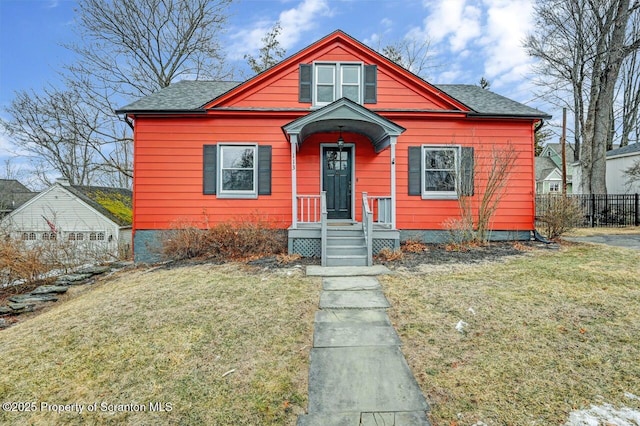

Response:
(227, 0), (332, 61)
(421, 0), (482, 52)
(479, 0), (535, 87)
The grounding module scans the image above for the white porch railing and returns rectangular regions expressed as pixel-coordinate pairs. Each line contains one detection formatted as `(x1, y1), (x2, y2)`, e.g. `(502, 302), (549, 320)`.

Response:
(368, 196), (392, 226)
(320, 192), (327, 267)
(296, 194), (322, 225)
(362, 192), (373, 266)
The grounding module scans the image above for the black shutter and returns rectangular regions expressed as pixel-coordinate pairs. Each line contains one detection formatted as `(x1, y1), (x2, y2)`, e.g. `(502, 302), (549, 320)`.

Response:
(257, 145), (272, 195)
(299, 64), (312, 103)
(460, 147), (474, 196)
(203, 144), (217, 195)
(408, 146), (421, 196)
(364, 65), (377, 104)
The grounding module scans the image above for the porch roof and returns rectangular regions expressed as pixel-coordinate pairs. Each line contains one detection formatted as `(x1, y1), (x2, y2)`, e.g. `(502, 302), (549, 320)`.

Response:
(282, 98), (406, 153)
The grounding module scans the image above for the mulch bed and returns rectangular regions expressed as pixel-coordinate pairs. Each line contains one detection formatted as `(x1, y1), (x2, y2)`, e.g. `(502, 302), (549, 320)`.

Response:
(378, 241), (559, 270)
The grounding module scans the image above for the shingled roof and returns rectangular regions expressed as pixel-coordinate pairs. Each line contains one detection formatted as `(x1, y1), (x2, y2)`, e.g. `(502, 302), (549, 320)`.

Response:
(116, 81), (241, 113)
(117, 80), (549, 119)
(607, 143), (640, 158)
(67, 185), (133, 227)
(0, 179), (36, 213)
(433, 84), (550, 118)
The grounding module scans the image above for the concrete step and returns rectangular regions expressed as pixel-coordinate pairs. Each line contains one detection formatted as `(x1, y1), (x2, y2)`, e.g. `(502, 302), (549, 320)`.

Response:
(326, 236), (365, 247)
(325, 245), (367, 257)
(326, 229), (364, 238)
(326, 255), (368, 267)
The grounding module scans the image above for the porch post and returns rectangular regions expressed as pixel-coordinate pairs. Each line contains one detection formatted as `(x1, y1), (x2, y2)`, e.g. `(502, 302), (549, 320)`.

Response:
(290, 134), (298, 228)
(390, 136), (397, 229)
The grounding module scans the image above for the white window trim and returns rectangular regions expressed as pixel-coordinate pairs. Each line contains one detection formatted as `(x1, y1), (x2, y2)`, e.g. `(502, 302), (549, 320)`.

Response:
(313, 62), (364, 107)
(217, 143), (258, 199)
(421, 145), (461, 200)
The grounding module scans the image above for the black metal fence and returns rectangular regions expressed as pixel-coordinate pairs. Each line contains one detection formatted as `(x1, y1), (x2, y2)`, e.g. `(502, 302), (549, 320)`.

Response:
(536, 193), (640, 227)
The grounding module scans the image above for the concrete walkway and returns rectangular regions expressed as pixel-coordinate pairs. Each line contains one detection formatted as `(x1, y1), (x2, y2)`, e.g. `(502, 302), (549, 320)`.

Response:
(298, 267), (430, 426)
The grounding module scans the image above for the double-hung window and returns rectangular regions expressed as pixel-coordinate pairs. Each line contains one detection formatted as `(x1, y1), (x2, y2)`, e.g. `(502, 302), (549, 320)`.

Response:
(422, 146), (459, 199)
(314, 63), (362, 106)
(219, 145), (257, 197)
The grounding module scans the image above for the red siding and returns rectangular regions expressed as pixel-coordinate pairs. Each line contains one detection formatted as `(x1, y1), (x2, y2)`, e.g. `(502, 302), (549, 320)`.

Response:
(226, 44), (453, 111)
(133, 116), (292, 230)
(394, 118), (535, 230)
(132, 32), (537, 235)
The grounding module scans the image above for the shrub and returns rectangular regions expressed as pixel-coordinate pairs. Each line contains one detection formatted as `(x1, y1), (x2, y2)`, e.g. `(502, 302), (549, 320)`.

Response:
(402, 239), (429, 253)
(162, 218), (287, 261)
(538, 196), (584, 239)
(377, 247), (404, 261)
(442, 217), (476, 245)
(0, 239), (49, 286)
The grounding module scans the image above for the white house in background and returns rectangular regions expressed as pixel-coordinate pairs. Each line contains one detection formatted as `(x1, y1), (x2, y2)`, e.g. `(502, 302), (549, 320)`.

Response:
(0, 179), (132, 259)
(606, 143), (640, 194)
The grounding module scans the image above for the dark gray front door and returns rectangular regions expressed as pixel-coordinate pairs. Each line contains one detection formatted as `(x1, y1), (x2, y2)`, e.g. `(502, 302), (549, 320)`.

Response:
(323, 147), (352, 219)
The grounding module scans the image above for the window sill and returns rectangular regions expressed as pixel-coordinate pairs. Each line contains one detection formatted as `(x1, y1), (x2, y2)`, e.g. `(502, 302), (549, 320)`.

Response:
(216, 192), (258, 199)
(421, 193), (459, 200)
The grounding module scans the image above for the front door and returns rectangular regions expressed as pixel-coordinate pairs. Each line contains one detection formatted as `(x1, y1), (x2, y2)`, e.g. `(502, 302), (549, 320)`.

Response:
(323, 146), (352, 220)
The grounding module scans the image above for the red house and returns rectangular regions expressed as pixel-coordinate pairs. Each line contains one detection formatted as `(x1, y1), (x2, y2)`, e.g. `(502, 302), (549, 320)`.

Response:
(118, 30), (550, 265)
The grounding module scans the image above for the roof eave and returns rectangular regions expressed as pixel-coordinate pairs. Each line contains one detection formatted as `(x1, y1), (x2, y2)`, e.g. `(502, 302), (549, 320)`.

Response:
(466, 112), (552, 120)
(115, 108), (207, 115)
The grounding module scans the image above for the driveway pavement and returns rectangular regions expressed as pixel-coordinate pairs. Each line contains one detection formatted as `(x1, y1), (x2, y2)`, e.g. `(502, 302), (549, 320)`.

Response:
(563, 234), (640, 250)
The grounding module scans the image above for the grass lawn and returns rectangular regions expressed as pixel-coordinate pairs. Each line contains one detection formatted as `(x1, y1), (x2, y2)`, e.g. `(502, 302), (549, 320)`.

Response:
(565, 225), (640, 237)
(381, 243), (640, 425)
(0, 263), (320, 425)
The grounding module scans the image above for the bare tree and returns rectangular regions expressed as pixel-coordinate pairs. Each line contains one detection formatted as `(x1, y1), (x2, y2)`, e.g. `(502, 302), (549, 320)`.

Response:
(64, 0), (234, 186)
(619, 12), (640, 147)
(452, 144), (519, 243)
(379, 37), (439, 79)
(526, 0), (640, 194)
(244, 22), (286, 75)
(624, 158), (640, 188)
(1, 87), (100, 186)
(479, 77), (491, 90)
(68, 0), (233, 99)
(525, 0), (590, 163)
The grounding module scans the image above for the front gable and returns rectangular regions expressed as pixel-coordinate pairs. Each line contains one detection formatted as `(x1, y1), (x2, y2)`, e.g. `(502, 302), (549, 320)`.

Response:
(205, 30), (468, 112)
(2, 184), (123, 233)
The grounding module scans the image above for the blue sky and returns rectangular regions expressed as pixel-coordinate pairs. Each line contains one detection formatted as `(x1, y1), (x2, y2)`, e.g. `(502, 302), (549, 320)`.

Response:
(0, 0), (552, 167)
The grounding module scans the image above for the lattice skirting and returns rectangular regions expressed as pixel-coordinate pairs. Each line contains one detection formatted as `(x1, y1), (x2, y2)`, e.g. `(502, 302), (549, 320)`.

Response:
(372, 239), (397, 254)
(290, 237), (398, 257)
(292, 238), (322, 257)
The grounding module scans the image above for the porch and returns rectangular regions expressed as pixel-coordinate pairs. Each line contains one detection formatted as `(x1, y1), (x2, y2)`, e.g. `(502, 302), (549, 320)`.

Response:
(288, 193), (400, 266)
(282, 98), (405, 266)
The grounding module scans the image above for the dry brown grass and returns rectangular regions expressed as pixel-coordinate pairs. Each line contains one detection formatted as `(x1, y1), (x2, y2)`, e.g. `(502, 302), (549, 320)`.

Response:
(381, 244), (640, 425)
(565, 225), (640, 237)
(0, 263), (320, 425)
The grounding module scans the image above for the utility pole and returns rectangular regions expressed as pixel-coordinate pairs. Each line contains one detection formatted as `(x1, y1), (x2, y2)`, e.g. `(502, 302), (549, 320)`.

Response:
(561, 107), (567, 195)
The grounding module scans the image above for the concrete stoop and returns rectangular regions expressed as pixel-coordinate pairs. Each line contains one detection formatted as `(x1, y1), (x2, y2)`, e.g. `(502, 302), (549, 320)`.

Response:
(298, 272), (430, 426)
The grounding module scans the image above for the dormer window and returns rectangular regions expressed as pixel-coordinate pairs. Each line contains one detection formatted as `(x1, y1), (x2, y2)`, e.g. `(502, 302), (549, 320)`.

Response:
(299, 63), (377, 106)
